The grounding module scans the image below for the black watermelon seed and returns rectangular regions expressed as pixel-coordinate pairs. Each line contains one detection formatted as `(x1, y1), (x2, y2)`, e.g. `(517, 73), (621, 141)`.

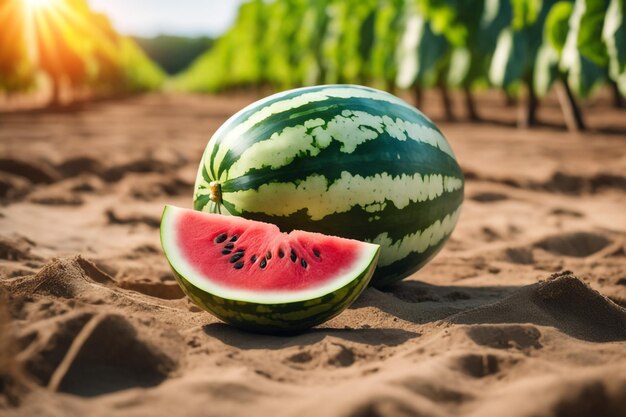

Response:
(229, 253), (244, 263)
(278, 249), (284, 258)
(234, 261), (244, 269)
(230, 235), (238, 242)
(260, 258), (267, 269)
(250, 255), (257, 263)
(301, 258), (307, 268)
(215, 233), (227, 244)
(313, 249), (321, 258)
(290, 249), (297, 262)
(224, 243), (234, 250)
(235, 248), (245, 253)
(221, 249), (232, 255)
(266, 251), (272, 259)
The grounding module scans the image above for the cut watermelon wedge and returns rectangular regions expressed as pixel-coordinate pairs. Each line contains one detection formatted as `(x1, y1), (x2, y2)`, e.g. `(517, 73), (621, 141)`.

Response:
(160, 205), (380, 333)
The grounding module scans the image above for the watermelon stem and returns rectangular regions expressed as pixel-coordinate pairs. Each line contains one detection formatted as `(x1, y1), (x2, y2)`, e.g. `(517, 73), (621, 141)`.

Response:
(209, 181), (222, 204)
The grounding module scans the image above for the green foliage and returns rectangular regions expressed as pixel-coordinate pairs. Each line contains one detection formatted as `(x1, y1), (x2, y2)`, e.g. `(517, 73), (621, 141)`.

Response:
(490, 28), (527, 89)
(261, 0), (303, 88)
(120, 38), (166, 92)
(173, 0), (624, 101)
(0, 1), (35, 93)
(560, 0), (607, 97)
(511, 0), (542, 29)
(396, 5), (448, 89)
(578, 0), (610, 66)
(533, 1), (572, 96)
(603, 0), (626, 94)
(489, 0), (558, 91)
(133, 35), (214, 75)
(545, 2), (574, 53)
(294, 0), (330, 85)
(534, 42), (560, 95)
(369, 0), (404, 88)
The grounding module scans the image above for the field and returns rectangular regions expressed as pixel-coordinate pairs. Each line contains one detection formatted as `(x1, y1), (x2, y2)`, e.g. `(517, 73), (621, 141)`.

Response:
(1, 91), (625, 416)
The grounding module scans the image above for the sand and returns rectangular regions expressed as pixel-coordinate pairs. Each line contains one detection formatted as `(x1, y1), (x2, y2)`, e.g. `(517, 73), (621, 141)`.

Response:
(1, 90), (625, 417)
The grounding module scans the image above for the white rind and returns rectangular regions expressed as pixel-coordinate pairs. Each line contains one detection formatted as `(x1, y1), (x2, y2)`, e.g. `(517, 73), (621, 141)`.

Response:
(160, 205), (379, 305)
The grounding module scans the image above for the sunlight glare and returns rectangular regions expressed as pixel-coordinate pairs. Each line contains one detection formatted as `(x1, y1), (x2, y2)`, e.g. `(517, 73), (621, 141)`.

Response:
(25, 0), (57, 10)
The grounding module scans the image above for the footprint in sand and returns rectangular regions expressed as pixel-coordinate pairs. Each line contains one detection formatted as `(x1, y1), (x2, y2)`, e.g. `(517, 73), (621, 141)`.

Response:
(549, 207), (584, 218)
(284, 342), (356, 369)
(534, 232), (612, 257)
(101, 157), (177, 183)
(0, 234), (40, 262)
(0, 157), (62, 184)
(118, 281), (185, 300)
(20, 312), (179, 397)
(470, 191), (509, 203)
(465, 324), (542, 350)
(0, 172), (31, 202)
(56, 157), (104, 178)
(503, 247), (535, 265)
(287, 350), (314, 364)
(128, 176), (193, 202)
(326, 342), (356, 367)
(389, 283), (440, 303)
(105, 208), (160, 228)
(455, 353), (501, 378)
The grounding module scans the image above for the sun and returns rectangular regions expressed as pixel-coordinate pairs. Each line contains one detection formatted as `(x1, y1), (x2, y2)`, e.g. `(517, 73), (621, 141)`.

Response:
(25, 0), (58, 9)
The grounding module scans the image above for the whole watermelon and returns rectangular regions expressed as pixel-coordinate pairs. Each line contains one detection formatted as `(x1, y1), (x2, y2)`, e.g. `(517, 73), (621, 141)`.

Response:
(193, 85), (463, 288)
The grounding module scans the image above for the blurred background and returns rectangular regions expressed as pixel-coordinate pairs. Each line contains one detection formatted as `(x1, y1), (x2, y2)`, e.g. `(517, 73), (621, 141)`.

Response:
(1, 1), (626, 412)
(1, 0), (625, 131)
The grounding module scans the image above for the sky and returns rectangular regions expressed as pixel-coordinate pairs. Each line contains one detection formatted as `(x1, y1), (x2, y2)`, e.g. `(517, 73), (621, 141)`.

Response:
(87, 0), (246, 38)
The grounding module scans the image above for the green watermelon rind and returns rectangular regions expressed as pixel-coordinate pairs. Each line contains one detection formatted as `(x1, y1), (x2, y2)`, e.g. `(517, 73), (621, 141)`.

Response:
(160, 206), (380, 334)
(168, 256), (376, 334)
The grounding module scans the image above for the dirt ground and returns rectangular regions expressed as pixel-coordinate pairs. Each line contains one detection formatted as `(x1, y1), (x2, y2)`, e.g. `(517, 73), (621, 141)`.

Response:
(1, 90), (625, 417)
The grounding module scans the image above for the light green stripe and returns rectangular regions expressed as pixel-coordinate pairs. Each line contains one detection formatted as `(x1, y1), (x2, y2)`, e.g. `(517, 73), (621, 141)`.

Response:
(225, 108), (454, 180)
(225, 172), (463, 221)
(369, 205), (462, 266)
(206, 86), (448, 178)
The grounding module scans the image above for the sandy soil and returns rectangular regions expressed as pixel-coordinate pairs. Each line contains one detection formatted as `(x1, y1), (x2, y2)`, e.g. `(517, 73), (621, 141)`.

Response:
(1, 91), (625, 417)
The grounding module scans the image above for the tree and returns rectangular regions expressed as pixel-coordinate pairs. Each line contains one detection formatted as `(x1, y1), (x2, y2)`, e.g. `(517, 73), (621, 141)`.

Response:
(0, 0), (35, 93)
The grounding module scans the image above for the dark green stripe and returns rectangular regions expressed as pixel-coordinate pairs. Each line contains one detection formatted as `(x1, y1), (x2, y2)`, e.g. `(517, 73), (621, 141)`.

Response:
(230, 190), (463, 245)
(373, 241), (448, 288)
(221, 200), (238, 215)
(221, 134), (462, 193)
(193, 194), (212, 211)
(215, 94), (441, 177)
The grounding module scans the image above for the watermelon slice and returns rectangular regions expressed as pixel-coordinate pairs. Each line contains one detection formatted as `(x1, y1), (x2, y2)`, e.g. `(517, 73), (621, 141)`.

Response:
(160, 205), (380, 333)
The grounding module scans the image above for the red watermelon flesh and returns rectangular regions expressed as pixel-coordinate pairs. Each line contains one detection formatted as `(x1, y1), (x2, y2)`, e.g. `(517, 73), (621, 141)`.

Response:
(160, 205), (380, 303)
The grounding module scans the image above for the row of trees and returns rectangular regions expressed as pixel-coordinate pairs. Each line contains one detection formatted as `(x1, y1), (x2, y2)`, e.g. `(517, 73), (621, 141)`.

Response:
(0, 0), (164, 105)
(175, 0), (626, 131)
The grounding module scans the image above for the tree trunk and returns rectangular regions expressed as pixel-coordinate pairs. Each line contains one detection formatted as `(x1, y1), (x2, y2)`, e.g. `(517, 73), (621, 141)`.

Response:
(556, 80), (585, 132)
(517, 83), (538, 128)
(49, 78), (61, 108)
(439, 84), (455, 121)
(610, 81), (625, 108)
(504, 92), (516, 107)
(414, 86), (423, 109)
(464, 87), (479, 121)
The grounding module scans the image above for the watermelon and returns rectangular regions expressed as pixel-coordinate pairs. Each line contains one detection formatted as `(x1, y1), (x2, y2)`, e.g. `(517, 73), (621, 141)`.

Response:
(193, 84), (463, 288)
(160, 205), (379, 333)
